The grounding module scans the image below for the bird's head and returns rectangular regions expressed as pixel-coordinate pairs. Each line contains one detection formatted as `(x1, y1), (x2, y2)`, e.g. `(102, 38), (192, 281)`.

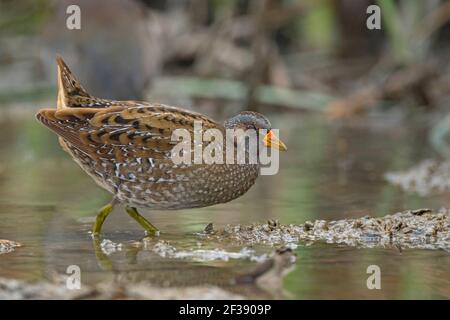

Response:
(224, 111), (287, 151)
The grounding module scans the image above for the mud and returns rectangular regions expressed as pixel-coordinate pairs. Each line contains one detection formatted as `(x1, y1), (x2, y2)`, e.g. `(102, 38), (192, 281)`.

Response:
(203, 209), (450, 250)
(385, 159), (450, 195)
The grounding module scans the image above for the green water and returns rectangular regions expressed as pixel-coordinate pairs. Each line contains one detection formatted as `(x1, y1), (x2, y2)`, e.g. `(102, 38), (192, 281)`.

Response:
(0, 107), (449, 299)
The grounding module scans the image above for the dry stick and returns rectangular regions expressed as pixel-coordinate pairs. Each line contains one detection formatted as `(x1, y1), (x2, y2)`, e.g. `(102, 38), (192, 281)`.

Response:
(268, 47), (292, 88)
(245, 0), (304, 110)
(325, 63), (437, 119)
(189, 0), (209, 26)
(150, 76), (333, 111)
(246, 0), (272, 112)
(169, 1), (305, 81)
(419, 1), (450, 43)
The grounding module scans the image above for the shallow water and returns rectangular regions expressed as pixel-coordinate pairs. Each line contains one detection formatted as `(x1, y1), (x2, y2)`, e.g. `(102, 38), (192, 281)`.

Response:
(0, 107), (449, 299)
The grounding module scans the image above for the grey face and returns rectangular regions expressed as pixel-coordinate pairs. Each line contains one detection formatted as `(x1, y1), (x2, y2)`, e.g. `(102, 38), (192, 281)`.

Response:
(224, 111), (272, 131)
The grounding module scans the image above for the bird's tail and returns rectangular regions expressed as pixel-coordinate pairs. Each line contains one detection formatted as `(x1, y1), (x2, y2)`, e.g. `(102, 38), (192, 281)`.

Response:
(55, 55), (109, 109)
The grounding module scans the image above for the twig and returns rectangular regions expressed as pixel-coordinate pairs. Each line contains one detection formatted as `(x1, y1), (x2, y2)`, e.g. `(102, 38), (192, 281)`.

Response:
(149, 76), (333, 111)
(325, 63), (437, 119)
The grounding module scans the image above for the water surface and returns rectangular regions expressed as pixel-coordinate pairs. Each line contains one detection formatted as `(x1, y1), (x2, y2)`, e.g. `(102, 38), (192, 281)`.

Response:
(0, 107), (449, 299)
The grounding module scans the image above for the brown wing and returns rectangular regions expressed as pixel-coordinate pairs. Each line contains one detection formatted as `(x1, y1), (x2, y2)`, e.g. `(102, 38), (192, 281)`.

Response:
(36, 103), (221, 161)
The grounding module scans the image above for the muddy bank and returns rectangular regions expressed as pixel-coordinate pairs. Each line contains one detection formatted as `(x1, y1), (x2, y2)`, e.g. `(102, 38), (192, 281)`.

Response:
(202, 209), (450, 250)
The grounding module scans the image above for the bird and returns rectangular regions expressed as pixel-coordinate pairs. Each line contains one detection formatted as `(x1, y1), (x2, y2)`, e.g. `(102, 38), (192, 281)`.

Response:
(36, 56), (287, 237)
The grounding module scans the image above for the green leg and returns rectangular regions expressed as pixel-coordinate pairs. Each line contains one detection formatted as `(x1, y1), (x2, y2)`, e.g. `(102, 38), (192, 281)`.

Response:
(92, 202), (115, 236)
(126, 206), (160, 236)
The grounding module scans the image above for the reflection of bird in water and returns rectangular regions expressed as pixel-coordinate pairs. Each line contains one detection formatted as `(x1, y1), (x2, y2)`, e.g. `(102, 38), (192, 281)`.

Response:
(236, 247), (296, 282)
(36, 57), (286, 236)
(93, 237), (296, 299)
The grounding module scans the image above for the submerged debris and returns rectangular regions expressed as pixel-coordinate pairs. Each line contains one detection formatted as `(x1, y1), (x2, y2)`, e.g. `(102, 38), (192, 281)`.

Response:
(204, 209), (450, 250)
(203, 223), (214, 234)
(125, 285), (243, 300)
(100, 239), (123, 256)
(151, 240), (268, 262)
(385, 159), (450, 196)
(0, 247), (295, 299)
(0, 277), (93, 300)
(0, 240), (22, 254)
(0, 277), (243, 300)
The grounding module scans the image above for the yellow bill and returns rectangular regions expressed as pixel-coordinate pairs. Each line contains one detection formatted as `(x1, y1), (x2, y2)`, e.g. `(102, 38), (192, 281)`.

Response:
(263, 130), (287, 151)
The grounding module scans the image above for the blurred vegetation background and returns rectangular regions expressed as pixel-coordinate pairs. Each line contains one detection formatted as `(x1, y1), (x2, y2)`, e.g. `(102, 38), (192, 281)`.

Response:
(0, 0), (449, 115)
(1, 2), (450, 299)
